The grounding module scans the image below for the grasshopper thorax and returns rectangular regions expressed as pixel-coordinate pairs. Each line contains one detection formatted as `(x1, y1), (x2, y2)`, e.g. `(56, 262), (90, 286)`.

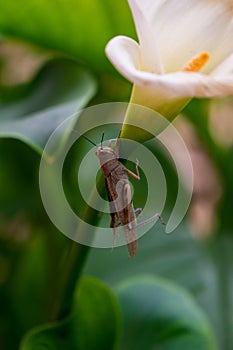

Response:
(96, 146), (117, 167)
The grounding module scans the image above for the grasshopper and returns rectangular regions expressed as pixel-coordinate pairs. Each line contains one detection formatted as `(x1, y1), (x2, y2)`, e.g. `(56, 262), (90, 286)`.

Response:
(95, 131), (165, 258)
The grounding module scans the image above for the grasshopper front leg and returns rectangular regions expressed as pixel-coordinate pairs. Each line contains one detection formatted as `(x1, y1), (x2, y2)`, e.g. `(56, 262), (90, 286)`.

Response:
(125, 159), (140, 181)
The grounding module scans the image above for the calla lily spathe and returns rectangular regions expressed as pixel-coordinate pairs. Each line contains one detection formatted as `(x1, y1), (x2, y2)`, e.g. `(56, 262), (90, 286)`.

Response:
(106, 0), (233, 118)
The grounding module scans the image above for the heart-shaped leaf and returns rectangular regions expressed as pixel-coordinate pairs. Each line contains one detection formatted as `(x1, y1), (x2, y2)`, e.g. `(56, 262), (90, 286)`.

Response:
(116, 275), (217, 350)
(20, 276), (121, 350)
(0, 58), (96, 152)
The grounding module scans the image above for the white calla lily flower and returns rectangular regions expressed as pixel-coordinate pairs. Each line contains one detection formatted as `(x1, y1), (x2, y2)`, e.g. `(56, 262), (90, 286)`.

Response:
(106, 0), (233, 119)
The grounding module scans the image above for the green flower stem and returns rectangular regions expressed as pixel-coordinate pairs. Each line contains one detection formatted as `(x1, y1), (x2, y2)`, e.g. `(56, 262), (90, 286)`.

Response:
(51, 172), (106, 320)
(121, 84), (191, 139)
(52, 242), (90, 320)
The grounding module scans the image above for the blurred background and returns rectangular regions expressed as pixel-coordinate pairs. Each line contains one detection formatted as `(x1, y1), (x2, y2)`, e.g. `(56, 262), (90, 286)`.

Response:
(0, 1), (232, 349)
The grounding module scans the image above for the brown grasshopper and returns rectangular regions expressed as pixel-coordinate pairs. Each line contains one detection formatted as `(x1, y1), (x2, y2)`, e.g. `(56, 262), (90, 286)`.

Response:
(95, 131), (165, 258)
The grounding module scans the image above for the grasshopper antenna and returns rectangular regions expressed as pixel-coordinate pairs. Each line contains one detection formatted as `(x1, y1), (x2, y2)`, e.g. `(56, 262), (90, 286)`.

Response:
(81, 135), (98, 147)
(100, 132), (105, 148)
(72, 128), (98, 146)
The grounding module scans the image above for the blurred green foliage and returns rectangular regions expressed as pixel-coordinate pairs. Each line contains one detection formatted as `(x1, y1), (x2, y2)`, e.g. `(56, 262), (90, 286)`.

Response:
(0, 1), (232, 350)
(20, 277), (122, 350)
(0, 0), (136, 74)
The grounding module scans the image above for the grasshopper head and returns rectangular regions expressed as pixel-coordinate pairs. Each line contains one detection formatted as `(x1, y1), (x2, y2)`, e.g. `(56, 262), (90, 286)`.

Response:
(96, 146), (117, 165)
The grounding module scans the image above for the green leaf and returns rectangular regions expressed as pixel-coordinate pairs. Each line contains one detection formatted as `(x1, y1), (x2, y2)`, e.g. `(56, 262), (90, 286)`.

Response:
(0, 0), (136, 73)
(0, 58), (96, 152)
(84, 221), (209, 293)
(20, 276), (121, 350)
(116, 276), (217, 350)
